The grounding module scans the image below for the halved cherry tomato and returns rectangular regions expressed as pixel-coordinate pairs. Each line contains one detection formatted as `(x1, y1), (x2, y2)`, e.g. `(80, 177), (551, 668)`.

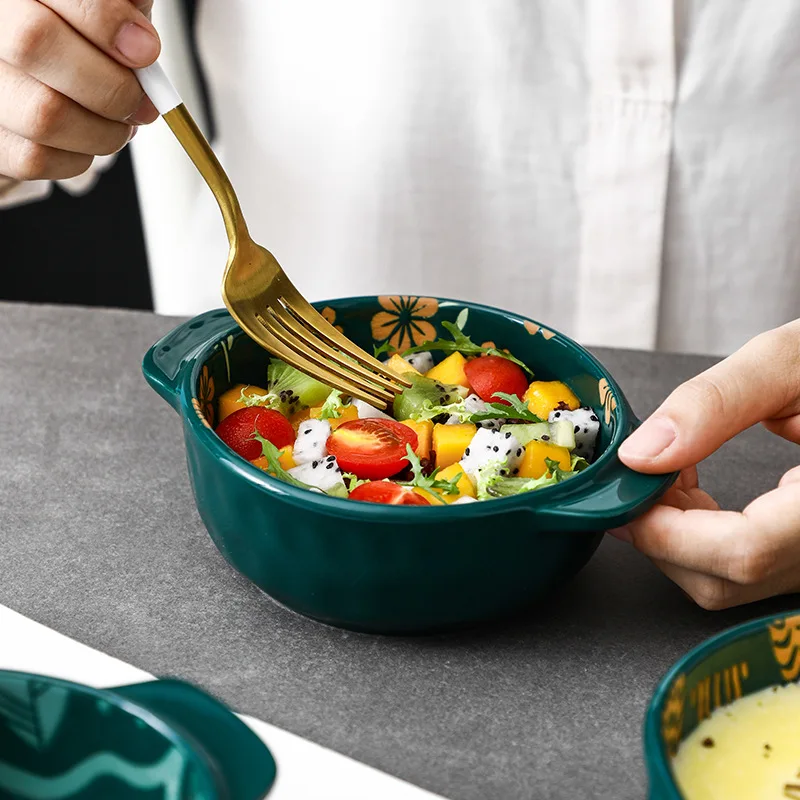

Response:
(327, 419), (418, 480)
(464, 355), (528, 406)
(215, 406), (294, 459)
(349, 482), (431, 506)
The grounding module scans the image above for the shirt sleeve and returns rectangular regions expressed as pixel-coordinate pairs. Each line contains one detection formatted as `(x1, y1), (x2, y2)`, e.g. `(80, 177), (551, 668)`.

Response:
(0, 153), (118, 209)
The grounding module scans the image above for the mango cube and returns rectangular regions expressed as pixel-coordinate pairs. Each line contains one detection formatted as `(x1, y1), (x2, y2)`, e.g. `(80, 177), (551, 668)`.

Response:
(432, 423), (477, 469)
(523, 381), (580, 420)
(426, 352), (469, 388)
(518, 440), (571, 479)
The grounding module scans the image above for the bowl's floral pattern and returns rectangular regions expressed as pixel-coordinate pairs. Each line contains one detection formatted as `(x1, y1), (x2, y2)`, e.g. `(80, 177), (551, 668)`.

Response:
(768, 613), (800, 681)
(195, 366), (215, 428)
(523, 320), (555, 340)
(598, 379), (618, 425)
(321, 307), (344, 334)
(370, 296), (439, 352)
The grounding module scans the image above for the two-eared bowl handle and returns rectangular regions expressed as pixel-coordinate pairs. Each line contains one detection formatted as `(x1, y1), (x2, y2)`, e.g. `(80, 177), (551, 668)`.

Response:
(531, 414), (678, 532)
(113, 678), (277, 799)
(142, 309), (235, 412)
(134, 61), (183, 115)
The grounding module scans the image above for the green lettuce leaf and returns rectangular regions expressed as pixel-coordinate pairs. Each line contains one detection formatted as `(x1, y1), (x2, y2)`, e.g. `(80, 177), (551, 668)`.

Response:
(405, 392), (543, 424)
(252, 431), (345, 498)
(318, 389), (345, 420)
(396, 445), (462, 500)
(401, 310), (532, 375)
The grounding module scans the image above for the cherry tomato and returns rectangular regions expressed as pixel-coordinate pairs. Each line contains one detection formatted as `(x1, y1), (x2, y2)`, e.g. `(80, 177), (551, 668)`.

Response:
(349, 482), (431, 506)
(327, 419), (418, 480)
(215, 406), (294, 459)
(464, 355), (528, 406)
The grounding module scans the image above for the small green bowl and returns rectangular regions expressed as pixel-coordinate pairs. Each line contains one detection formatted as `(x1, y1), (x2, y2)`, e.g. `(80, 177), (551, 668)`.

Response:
(644, 610), (800, 799)
(0, 670), (276, 799)
(143, 295), (676, 634)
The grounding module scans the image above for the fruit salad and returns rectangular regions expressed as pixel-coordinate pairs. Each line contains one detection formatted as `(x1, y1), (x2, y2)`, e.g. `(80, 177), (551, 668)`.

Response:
(211, 311), (600, 507)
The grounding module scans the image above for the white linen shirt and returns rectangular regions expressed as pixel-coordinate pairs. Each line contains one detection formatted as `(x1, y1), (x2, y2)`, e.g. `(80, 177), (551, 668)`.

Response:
(10, 0), (800, 356)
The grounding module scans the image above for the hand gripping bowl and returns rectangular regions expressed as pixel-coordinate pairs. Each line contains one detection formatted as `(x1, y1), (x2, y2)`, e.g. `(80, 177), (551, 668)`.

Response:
(0, 670), (275, 799)
(644, 609), (800, 799)
(143, 296), (676, 634)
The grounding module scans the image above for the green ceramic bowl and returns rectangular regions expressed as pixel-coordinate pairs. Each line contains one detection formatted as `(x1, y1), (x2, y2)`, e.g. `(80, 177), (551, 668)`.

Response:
(143, 295), (676, 634)
(644, 610), (800, 799)
(0, 670), (276, 799)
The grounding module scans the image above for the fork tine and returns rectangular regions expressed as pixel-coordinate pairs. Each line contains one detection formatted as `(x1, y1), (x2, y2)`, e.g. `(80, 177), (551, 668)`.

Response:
(252, 326), (395, 408)
(253, 312), (397, 408)
(278, 284), (413, 388)
(268, 302), (406, 395)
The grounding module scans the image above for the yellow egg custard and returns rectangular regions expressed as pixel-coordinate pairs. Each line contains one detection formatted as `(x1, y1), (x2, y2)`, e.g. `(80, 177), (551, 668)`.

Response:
(672, 681), (800, 799)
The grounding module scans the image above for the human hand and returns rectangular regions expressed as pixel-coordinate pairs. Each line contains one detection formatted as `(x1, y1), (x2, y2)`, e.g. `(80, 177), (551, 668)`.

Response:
(0, 0), (160, 181)
(612, 320), (800, 610)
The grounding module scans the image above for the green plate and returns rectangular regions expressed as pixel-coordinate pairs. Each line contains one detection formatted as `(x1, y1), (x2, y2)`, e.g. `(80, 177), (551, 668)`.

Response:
(143, 295), (676, 634)
(644, 609), (800, 798)
(0, 671), (276, 799)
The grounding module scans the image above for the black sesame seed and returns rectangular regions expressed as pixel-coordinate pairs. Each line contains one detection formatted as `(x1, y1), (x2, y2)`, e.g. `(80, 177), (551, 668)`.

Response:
(554, 412), (561, 418)
(702, 737), (715, 749)
(512, 468), (519, 475)
(326, 462), (334, 470)
(443, 394), (451, 402)
(516, 448), (523, 456)
(584, 427), (589, 433)
(505, 432), (511, 438)
(541, 435), (550, 441)
(492, 446), (499, 452)
(304, 429), (312, 434)
(574, 425), (580, 433)
(590, 415), (598, 422)
(465, 448), (471, 456)
(500, 469), (507, 476)
(311, 461), (318, 468)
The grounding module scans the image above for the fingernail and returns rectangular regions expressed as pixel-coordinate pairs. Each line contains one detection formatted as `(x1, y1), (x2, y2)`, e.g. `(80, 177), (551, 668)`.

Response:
(125, 96), (159, 125)
(127, 126), (138, 143)
(619, 417), (676, 462)
(607, 526), (632, 543)
(115, 22), (159, 66)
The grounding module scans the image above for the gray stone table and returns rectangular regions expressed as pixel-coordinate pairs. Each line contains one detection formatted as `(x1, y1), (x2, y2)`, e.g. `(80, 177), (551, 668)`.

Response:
(1, 301), (798, 800)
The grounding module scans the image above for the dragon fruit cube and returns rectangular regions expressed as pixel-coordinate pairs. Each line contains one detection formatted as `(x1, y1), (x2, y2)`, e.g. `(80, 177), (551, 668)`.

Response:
(288, 455), (345, 492)
(458, 428), (524, 483)
(463, 393), (504, 430)
(404, 352), (434, 373)
(293, 419), (331, 464)
(548, 406), (600, 460)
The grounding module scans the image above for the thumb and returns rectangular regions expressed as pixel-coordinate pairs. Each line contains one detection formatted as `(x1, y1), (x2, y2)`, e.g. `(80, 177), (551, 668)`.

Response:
(619, 322), (800, 473)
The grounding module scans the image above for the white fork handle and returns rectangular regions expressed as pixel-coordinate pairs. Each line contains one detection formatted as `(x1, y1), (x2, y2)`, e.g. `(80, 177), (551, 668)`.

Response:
(134, 62), (183, 115)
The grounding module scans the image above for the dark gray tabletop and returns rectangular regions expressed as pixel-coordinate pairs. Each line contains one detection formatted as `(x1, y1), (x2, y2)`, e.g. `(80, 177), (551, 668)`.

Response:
(1, 300), (798, 800)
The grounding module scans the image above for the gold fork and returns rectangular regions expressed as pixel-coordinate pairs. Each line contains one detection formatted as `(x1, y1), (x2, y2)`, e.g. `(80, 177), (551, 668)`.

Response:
(134, 63), (410, 409)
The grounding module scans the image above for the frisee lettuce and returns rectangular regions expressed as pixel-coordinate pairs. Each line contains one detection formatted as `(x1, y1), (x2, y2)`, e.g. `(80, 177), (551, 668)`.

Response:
(373, 341), (394, 359)
(477, 456), (585, 499)
(343, 472), (368, 493)
(395, 445), (462, 500)
(318, 389), (345, 420)
(401, 310), (532, 375)
(252, 431), (314, 490)
(252, 431), (347, 498)
(406, 392), (543, 424)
